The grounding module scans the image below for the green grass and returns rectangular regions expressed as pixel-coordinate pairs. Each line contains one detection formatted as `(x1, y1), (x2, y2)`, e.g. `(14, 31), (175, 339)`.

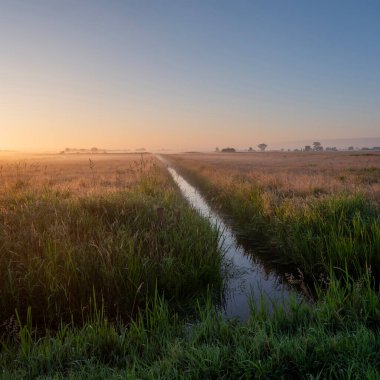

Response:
(277, 194), (380, 277)
(1, 276), (379, 379)
(0, 165), (222, 329)
(170, 159), (380, 280)
(1, 156), (380, 378)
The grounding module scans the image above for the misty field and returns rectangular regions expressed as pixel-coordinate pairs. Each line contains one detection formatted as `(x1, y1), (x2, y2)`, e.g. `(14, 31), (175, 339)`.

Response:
(170, 151), (380, 278)
(1, 152), (380, 379)
(0, 154), (222, 325)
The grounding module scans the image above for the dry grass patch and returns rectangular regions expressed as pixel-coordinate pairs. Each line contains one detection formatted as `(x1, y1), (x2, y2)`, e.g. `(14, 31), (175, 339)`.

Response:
(169, 152), (380, 277)
(170, 151), (380, 203)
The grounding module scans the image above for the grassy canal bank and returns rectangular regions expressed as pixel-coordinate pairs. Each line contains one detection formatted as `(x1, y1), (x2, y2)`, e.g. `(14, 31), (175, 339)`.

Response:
(0, 152), (379, 379)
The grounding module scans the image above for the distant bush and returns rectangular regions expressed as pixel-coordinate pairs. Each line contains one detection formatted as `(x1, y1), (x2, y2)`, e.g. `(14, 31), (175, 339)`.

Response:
(258, 143), (267, 152)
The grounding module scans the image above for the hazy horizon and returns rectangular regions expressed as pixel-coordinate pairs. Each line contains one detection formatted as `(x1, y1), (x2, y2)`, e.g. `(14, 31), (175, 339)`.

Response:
(1, 1), (379, 151)
(2, 136), (380, 155)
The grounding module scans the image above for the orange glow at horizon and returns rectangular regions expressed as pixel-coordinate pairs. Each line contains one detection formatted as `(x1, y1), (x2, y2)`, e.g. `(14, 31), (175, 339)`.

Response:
(1, 2), (379, 152)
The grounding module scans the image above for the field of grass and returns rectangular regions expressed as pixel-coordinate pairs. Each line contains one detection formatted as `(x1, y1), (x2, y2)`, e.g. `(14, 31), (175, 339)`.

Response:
(170, 152), (380, 279)
(2, 283), (380, 379)
(1, 152), (380, 378)
(0, 154), (222, 328)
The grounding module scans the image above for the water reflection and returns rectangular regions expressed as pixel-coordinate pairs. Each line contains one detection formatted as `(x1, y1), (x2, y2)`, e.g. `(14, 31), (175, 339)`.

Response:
(159, 157), (302, 320)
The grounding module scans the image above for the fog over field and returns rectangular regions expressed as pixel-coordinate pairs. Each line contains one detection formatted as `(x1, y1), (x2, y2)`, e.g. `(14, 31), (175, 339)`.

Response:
(1, 1), (380, 378)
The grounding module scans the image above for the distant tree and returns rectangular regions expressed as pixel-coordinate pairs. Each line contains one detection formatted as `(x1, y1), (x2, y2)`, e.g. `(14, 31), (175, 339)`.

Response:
(313, 142), (323, 151)
(305, 145), (311, 152)
(248, 147), (253, 152)
(91, 147), (98, 153)
(258, 143), (267, 152)
(348, 146), (354, 151)
(221, 147), (236, 153)
(215, 147), (220, 152)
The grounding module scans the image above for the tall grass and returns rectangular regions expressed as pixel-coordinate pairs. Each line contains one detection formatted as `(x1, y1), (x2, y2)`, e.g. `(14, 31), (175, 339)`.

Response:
(0, 157), (222, 329)
(1, 275), (379, 379)
(277, 194), (380, 276)
(1, 153), (379, 378)
(170, 156), (380, 280)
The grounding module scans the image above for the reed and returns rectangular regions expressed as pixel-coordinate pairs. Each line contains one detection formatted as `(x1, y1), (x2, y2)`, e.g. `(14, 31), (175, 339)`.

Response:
(1, 152), (379, 378)
(1, 274), (379, 379)
(0, 155), (222, 329)
(170, 153), (380, 280)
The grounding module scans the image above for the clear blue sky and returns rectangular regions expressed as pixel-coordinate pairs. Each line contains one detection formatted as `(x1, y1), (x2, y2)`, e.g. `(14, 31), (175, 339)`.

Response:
(1, 0), (379, 150)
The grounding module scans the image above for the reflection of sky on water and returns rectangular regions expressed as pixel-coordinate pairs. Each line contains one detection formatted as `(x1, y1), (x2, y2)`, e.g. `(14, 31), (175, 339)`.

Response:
(162, 161), (302, 320)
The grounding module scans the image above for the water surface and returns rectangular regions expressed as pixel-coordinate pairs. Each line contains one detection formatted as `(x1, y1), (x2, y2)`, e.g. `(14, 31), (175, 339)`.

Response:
(159, 156), (301, 320)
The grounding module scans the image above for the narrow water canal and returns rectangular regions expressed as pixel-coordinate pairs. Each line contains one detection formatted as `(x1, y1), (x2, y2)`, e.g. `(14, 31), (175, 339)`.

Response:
(158, 156), (301, 320)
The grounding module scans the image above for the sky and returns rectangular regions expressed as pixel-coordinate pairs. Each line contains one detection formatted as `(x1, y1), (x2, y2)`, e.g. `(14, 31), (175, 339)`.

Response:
(1, 0), (379, 151)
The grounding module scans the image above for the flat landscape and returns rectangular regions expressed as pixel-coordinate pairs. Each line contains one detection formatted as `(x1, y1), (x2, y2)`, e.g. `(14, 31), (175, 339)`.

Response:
(170, 151), (380, 276)
(171, 151), (380, 199)
(2, 1), (380, 378)
(0, 152), (379, 378)
(0, 153), (222, 324)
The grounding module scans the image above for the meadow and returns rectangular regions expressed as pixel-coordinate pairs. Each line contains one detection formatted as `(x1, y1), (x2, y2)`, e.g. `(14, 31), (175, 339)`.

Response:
(1, 151), (380, 379)
(0, 153), (224, 325)
(170, 152), (380, 279)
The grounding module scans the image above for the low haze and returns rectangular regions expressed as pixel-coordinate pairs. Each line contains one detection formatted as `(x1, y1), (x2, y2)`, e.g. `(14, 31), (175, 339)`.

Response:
(1, 0), (379, 151)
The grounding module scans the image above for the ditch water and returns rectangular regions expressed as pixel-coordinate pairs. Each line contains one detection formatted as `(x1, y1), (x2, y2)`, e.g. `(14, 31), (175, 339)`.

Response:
(158, 156), (302, 320)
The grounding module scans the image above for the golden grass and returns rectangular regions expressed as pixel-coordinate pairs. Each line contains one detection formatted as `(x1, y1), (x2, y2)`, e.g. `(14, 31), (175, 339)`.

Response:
(0, 153), (160, 196)
(170, 151), (380, 204)
(169, 151), (380, 277)
(0, 152), (222, 328)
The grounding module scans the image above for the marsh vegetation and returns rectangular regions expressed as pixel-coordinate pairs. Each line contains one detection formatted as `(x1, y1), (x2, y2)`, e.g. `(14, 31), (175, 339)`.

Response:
(1, 152), (379, 378)
(169, 152), (380, 278)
